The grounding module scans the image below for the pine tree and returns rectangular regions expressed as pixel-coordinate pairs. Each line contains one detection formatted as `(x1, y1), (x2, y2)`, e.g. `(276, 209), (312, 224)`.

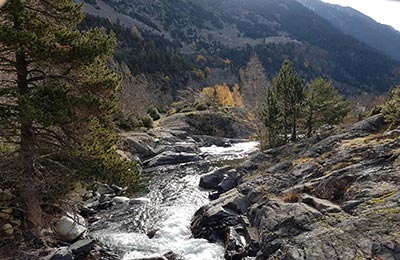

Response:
(0, 0), (138, 228)
(275, 60), (304, 142)
(305, 77), (349, 137)
(262, 89), (283, 148)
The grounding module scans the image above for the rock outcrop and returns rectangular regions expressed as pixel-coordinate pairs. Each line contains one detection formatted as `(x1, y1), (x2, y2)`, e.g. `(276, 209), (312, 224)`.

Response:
(192, 115), (400, 259)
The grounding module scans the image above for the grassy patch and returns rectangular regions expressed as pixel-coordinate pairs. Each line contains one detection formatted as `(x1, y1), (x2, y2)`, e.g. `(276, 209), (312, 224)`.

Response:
(282, 192), (300, 203)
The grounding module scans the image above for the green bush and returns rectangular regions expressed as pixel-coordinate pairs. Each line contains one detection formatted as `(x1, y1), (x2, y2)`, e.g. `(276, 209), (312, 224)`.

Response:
(116, 116), (143, 130)
(141, 116), (154, 128)
(148, 107), (161, 121)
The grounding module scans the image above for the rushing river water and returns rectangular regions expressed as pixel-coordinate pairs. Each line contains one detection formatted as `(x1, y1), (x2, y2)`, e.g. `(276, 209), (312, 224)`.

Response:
(92, 141), (259, 260)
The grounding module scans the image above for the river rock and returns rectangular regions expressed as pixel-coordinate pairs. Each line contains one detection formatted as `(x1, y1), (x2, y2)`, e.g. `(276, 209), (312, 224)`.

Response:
(143, 151), (201, 167)
(79, 206), (97, 218)
(50, 247), (74, 260)
(193, 115), (400, 259)
(170, 141), (200, 153)
(69, 239), (96, 256)
(191, 204), (241, 242)
(2, 223), (13, 235)
(217, 170), (238, 193)
(96, 183), (116, 196)
(199, 167), (233, 190)
(123, 134), (159, 160)
(112, 196), (130, 204)
(54, 213), (87, 242)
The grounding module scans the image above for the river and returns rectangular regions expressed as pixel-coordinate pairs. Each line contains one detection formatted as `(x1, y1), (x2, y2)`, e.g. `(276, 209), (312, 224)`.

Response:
(91, 141), (259, 260)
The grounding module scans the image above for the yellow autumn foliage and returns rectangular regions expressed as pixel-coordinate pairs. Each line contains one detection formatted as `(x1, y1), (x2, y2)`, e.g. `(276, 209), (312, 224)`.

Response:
(233, 84), (243, 107)
(201, 83), (243, 107)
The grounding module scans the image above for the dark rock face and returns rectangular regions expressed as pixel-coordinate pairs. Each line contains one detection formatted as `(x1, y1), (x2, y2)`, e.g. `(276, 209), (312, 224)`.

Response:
(192, 115), (400, 259)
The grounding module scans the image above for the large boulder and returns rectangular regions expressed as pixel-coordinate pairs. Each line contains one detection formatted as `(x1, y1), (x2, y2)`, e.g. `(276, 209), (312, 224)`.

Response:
(54, 213), (87, 242)
(199, 167), (233, 190)
(350, 114), (385, 133)
(69, 239), (96, 257)
(123, 133), (160, 160)
(199, 167), (238, 193)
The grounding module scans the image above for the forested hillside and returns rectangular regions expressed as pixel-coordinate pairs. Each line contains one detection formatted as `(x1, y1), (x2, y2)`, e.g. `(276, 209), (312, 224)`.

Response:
(81, 0), (400, 94)
(298, 0), (400, 61)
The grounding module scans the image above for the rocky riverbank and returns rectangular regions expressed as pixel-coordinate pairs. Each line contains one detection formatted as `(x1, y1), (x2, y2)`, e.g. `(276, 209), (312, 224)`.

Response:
(1, 110), (254, 260)
(191, 114), (400, 260)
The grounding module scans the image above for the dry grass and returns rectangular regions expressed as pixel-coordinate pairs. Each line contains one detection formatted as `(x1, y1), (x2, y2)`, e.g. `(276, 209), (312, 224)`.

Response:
(329, 161), (353, 172)
(282, 193), (300, 203)
(341, 133), (394, 149)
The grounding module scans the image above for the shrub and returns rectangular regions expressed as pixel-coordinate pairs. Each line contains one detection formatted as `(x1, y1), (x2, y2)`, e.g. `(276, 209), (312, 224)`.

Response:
(116, 116), (143, 130)
(148, 107), (161, 121)
(141, 116), (153, 128)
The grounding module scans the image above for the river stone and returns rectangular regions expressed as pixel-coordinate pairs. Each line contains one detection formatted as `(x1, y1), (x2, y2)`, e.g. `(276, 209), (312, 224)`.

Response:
(171, 141), (200, 153)
(127, 255), (167, 260)
(96, 183), (116, 196)
(50, 247), (74, 260)
(199, 167), (233, 190)
(2, 208), (13, 214)
(123, 134), (159, 160)
(54, 213), (87, 242)
(2, 223), (13, 234)
(69, 239), (96, 256)
(112, 196), (130, 204)
(0, 212), (10, 220)
(217, 170), (238, 193)
(10, 219), (21, 226)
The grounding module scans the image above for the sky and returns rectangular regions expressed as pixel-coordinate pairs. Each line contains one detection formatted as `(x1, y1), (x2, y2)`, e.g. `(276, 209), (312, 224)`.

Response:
(321, 0), (400, 31)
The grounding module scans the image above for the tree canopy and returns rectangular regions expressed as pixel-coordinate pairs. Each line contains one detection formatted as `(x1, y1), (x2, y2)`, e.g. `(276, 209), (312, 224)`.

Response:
(0, 0), (138, 229)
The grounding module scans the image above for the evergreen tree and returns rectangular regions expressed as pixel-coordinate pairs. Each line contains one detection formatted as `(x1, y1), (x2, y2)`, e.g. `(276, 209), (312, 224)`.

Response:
(262, 89), (283, 148)
(0, 0), (138, 228)
(275, 60), (304, 142)
(382, 85), (400, 126)
(305, 77), (349, 137)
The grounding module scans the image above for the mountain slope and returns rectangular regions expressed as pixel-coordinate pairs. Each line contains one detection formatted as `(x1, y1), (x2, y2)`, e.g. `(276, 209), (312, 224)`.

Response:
(81, 0), (400, 94)
(297, 0), (400, 61)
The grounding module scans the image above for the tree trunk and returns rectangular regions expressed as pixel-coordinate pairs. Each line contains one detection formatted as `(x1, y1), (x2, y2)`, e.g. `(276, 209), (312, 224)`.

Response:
(291, 112), (297, 142)
(307, 106), (313, 138)
(16, 51), (43, 229)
